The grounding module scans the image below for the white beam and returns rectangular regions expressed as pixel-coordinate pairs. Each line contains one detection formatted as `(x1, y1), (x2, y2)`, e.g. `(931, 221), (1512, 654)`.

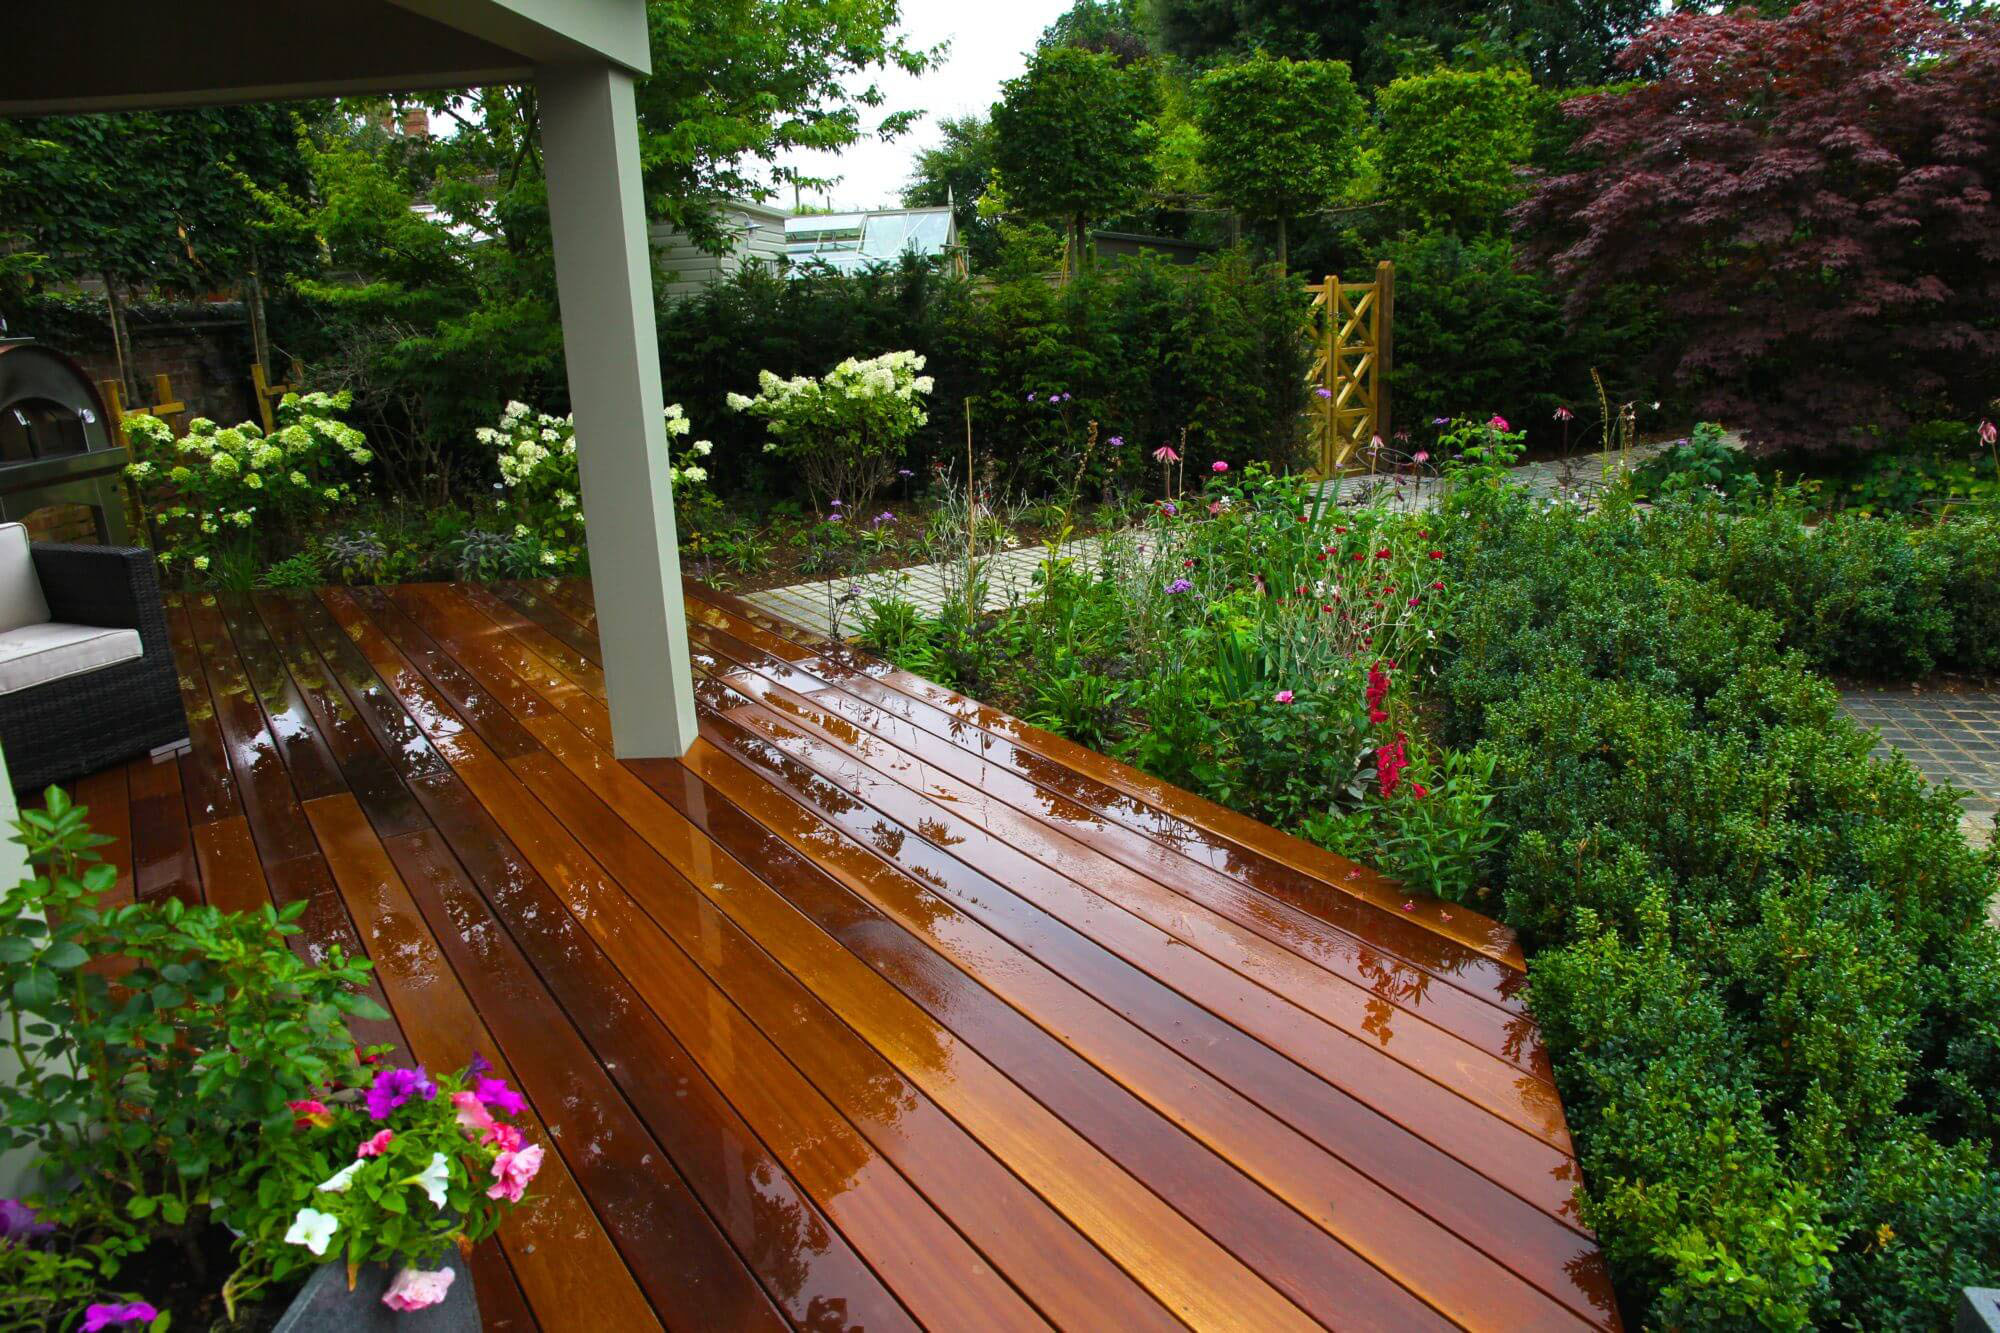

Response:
(538, 63), (698, 757)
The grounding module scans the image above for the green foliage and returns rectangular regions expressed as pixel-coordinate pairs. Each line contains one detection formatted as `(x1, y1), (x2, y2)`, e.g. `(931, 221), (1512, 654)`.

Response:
(1633, 422), (1758, 500)
(1302, 745), (1506, 901)
(0, 788), (384, 1310)
(1430, 481), (2000, 1327)
(1922, 512), (2000, 675)
(1379, 230), (1666, 450)
(990, 47), (1156, 253)
(1194, 54), (1364, 263)
(1375, 66), (1536, 233)
(0, 105), (318, 296)
(657, 251), (1307, 499)
(900, 114), (1001, 268)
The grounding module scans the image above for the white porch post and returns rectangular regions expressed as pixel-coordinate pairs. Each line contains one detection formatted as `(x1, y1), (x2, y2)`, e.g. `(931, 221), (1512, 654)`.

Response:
(537, 61), (698, 757)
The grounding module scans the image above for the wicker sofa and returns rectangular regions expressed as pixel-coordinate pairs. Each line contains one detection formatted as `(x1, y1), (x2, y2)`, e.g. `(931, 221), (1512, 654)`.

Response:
(0, 523), (186, 792)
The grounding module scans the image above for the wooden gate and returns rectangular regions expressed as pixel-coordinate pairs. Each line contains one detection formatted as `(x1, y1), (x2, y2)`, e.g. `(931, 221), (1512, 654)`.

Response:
(1305, 260), (1393, 475)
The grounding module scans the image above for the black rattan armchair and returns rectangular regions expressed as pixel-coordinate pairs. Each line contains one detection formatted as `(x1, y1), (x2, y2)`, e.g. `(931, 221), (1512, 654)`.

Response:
(0, 543), (186, 792)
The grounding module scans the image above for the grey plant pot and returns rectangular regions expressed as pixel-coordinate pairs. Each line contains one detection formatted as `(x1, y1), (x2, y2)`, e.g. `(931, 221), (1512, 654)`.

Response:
(271, 1254), (479, 1332)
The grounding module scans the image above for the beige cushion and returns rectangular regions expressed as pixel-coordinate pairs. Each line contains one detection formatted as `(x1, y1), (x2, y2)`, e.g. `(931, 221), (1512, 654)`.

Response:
(0, 622), (142, 695)
(0, 523), (49, 633)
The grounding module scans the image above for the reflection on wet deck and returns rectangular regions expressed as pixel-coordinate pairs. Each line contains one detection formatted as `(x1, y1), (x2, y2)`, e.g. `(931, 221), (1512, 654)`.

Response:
(78, 578), (1619, 1330)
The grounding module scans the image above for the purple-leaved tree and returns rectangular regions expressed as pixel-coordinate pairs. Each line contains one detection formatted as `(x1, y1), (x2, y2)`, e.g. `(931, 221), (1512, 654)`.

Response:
(1516, 0), (2000, 452)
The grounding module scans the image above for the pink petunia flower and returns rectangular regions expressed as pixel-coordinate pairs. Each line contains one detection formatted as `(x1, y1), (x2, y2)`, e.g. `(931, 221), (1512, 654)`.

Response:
(488, 1144), (545, 1203)
(485, 1123), (524, 1154)
(452, 1091), (496, 1140)
(357, 1130), (394, 1158)
(1273, 690), (1294, 704)
(382, 1266), (456, 1312)
(287, 1099), (334, 1131)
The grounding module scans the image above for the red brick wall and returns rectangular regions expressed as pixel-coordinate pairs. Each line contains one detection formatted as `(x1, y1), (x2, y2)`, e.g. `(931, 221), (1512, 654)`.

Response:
(32, 304), (257, 434)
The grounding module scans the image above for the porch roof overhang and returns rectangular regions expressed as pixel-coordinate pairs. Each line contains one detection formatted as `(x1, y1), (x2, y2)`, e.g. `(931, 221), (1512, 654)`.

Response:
(0, 0), (650, 116)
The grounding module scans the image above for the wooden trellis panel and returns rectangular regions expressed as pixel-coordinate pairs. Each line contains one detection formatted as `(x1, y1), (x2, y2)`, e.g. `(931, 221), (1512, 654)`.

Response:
(1306, 261), (1394, 475)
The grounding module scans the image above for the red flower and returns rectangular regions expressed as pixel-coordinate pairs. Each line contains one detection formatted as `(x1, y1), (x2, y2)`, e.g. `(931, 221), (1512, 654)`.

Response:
(1377, 734), (1410, 797)
(1428, 550), (1444, 559)
(1411, 783), (1429, 799)
(1374, 548), (1391, 559)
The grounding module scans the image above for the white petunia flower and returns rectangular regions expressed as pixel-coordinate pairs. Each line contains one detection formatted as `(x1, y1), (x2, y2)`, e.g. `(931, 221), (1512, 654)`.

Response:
(413, 1152), (451, 1210)
(285, 1207), (340, 1255)
(317, 1160), (366, 1194)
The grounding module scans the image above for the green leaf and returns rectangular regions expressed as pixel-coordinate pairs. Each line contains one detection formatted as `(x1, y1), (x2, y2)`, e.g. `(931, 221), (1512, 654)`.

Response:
(42, 940), (89, 971)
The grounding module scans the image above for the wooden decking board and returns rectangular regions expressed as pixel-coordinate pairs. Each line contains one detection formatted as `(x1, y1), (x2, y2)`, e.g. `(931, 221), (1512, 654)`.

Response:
(74, 765), (134, 908)
(56, 579), (1620, 1332)
(685, 610), (1548, 1081)
(682, 588), (1533, 1021)
(685, 578), (1525, 971)
(388, 820), (918, 1333)
(648, 752), (1472, 1331)
(669, 724), (1599, 1274)
(302, 794), (663, 1332)
(163, 604), (238, 825)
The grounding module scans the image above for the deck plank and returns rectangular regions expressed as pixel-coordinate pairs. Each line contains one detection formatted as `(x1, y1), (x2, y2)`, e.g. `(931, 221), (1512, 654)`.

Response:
(110, 578), (1622, 1333)
(685, 578), (1525, 969)
(304, 794), (664, 1333)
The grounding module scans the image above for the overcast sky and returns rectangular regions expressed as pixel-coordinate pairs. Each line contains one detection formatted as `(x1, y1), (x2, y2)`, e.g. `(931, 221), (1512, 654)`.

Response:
(764, 0), (1074, 212)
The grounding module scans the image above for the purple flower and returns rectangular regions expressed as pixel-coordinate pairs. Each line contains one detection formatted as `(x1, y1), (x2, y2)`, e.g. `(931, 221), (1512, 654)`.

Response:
(0, 1198), (52, 1245)
(897, 468), (914, 477)
(472, 1075), (527, 1117)
(81, 1303), (159, 1332)
(1314, 387), (1332, 400)
(365, 1065), (437, 1121)
(1108, 436), (1124, 447)
(874, 511), (896, 526)
(1026, 393), (1037, 402)
(1159, 502), (1178, 516)
(1166, 578), (1192, 595)
(466, 1050), (493, 1078)
(1432, 417), (1449, 427)
(825, 513), (844, 523)
(828, 498), (843, 508)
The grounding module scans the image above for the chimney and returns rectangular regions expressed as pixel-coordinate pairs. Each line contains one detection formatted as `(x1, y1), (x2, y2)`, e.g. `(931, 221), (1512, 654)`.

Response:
(400, 107), (429, 139)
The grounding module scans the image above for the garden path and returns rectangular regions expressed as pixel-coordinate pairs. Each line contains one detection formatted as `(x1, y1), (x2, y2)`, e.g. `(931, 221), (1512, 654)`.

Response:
(1841, 684), (2000, 850)
(744, 442), (1683, 637)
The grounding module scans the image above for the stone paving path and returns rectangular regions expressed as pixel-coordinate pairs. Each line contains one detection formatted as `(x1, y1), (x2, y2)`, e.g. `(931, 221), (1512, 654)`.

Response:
(1315, 441), (1674, 512)
(1840, 686), (2000, 849)
(742, 536), (1108, 637)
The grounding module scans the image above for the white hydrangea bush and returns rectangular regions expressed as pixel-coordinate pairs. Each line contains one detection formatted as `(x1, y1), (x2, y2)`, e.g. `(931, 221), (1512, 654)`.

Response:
(726, 349), (932, 514)
(481, 400), (715, 574)
(122, 390), (373, 579)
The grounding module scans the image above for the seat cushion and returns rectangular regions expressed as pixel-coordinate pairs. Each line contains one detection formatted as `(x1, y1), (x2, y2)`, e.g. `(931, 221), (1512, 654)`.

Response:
(0, 522), (50, 633)
(0, 622), (143, 695)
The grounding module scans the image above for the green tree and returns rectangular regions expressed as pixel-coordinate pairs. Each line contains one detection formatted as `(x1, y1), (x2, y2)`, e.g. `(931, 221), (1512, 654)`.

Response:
(633, 0), (938, 251)
(1194, 53), (1363, 268)
(1151, 0), (1485, 86)
(1374, 66), (1536, 233)
(989, 47), (1155, 271)
(902, 115), (1000, 269)
(1039, 0), (1151, 64)
(0, 106), (318, 391)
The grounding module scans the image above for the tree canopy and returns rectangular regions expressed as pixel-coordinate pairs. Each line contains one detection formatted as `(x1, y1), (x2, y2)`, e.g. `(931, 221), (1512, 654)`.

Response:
(989, 47), (1155, 265)
(1194, 53), (1363, 267)
(901, 115), (1001, 268)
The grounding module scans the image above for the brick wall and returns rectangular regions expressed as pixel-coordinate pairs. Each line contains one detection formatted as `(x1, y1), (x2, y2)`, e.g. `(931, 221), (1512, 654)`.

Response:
(23, 302), (258, 433)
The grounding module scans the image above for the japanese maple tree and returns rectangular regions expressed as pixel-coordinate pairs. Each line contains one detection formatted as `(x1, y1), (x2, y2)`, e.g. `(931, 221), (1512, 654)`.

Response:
(1516, 0), (2000, 452)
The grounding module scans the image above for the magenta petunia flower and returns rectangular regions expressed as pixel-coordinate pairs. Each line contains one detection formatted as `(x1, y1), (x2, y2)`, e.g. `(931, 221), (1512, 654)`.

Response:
(365, 1066), (437, 1121)
(472, 1076), (527, 1117)
(81, 1303), (158, 1332)
(1211, 460), (1228, 473)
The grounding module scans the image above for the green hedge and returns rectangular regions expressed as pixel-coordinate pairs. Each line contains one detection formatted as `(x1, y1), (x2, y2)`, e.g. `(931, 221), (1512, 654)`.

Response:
(1436, 485), (2000, 1328)
(657, 250), (1308, 502)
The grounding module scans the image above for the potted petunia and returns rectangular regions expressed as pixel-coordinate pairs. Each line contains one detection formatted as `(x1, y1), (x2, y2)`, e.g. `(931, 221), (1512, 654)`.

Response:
(250, 1052), (542, 1327)
(0, 789), (542, 1328)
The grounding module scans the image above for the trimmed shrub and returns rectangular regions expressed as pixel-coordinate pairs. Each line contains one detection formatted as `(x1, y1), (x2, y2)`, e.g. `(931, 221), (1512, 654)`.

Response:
(1433, 483), (2000, 1328)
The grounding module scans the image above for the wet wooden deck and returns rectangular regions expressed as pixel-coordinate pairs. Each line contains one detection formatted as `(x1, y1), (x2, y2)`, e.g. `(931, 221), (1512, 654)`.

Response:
(74, 579), (1618, 1330)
